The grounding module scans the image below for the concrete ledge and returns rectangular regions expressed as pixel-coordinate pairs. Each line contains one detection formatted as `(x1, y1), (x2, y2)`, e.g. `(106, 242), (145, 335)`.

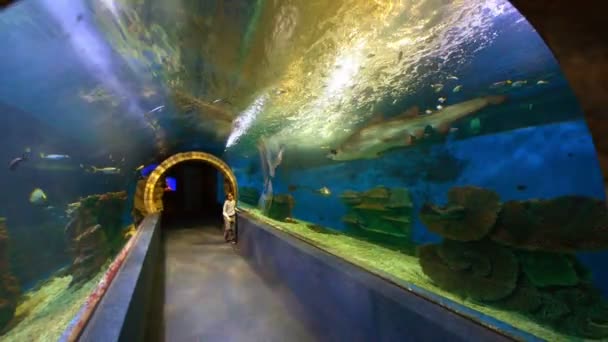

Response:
(79, 214), (161, 342)
(236, 212), (539, 342)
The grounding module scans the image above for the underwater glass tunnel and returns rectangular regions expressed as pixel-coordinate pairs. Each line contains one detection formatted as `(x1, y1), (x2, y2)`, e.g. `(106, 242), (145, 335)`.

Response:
(0, 0), (607, 341)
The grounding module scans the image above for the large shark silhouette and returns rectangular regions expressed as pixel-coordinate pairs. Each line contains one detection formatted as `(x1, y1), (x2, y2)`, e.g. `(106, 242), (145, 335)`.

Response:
(327, 95), (506, 161)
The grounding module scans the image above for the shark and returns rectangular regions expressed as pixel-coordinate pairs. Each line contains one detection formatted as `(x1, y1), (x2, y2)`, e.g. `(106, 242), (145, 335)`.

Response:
(327, 95), (506, 161)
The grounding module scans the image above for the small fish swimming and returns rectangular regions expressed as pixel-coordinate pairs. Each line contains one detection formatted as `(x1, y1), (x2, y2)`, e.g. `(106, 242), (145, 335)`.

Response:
(511, 80), (528, 87)
(123, 224), (137, 239)
(8, 149), (30, 171)
(398, 51), (403, 61)
(425, 109), (433, 115)
(29, 188), (47, 205)
(469, 117), (481, 134)
(452, 85), (462, 93)
(135, 164), (145, 171)
(436, 105), (443, 110)
(40, 153), (70, 160)
(536, 80), (550, 85)
(447, 75), (459, 81)
(148, 105), (165, 113)
(431, 84), (444, 93)
(83, 165), (121, 174)
(287, 185), (331, 197)
(490, 80), (512, 88)
(316, 186), (331, 196)
(438, 97), (446, 104)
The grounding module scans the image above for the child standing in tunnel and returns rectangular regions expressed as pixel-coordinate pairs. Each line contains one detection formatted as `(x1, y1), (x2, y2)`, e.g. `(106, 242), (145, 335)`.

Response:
(223, 192), (236, 244)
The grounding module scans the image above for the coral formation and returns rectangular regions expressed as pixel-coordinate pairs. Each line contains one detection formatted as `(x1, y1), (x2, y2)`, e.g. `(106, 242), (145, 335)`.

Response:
(239, 186), (260, 206)
(0, 218), (20, 332)
(419, 186), (500, 241)
(491, 196), (608, 252)
(340, 186), (413, 251)
(418, 186), (608, 339)
(64, 191), (128, 286)
(262, 194), (295, 222)
(418, 239), (518, 301)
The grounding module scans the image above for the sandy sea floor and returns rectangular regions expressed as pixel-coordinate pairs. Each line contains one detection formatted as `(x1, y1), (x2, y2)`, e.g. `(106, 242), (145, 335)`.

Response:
(0, 269), (104, 342)
(241, 206), (597, 342)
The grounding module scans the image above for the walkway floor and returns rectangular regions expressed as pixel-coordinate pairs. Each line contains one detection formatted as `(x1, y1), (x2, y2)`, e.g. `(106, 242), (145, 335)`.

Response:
(156, 222), (315, 342)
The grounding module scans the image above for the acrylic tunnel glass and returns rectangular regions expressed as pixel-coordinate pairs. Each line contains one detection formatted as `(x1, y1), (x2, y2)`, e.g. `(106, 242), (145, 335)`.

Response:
(0, 0), (607, 341)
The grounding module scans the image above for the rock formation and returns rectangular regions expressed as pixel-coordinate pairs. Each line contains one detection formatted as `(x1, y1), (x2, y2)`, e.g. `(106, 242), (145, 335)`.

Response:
(341, 186), (414, 251)
(0, 218), (20, 331)
(65, 191), (128, 286)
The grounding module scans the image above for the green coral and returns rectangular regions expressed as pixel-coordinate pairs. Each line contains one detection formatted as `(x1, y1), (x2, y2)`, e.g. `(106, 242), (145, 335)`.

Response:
(518, 251), (579, 288)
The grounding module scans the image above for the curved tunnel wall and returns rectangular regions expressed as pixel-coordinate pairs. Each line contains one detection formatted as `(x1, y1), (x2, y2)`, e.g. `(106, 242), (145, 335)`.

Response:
(0, 0), (607, 341)
(143, 151), (238, 214)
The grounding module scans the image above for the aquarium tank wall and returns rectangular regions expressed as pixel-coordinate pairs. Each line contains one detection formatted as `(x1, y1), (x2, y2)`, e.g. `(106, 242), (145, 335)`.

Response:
(0, 0), (607, 341)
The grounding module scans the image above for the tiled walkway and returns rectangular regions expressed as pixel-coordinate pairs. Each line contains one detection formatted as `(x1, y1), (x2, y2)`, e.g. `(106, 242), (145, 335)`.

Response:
(157, 223), (314, 342)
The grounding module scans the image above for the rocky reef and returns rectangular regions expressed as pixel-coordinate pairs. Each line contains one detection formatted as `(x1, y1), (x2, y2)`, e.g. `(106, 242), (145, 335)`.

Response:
(239, 186), (260, 207)
(0, 218), (20, 332)
(65, 191), (128, 286)
(261, 194), (295, 222)
(418, 186), (608, 339)
(341, 186), (414, 251)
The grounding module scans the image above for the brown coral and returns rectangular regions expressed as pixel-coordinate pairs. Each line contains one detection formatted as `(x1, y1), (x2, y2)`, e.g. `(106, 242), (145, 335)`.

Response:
(491, 196), (608, 252)
(420, 186), (501, 241)
(418, 239), (519, 302)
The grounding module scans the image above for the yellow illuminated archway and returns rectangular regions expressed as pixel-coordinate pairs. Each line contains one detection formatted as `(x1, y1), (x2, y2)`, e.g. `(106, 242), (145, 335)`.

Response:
(143, 151), (238, 214)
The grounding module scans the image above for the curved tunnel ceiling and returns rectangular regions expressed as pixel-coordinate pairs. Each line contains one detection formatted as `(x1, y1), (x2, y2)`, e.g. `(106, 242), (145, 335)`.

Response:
(0, 0), (605, 181)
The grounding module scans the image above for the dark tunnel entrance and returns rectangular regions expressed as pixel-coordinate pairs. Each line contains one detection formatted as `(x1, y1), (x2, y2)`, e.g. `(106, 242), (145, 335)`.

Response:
(161, 160), (223, 226)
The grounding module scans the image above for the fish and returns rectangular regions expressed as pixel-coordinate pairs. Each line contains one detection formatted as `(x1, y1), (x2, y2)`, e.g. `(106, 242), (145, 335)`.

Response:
(447, 75), (459, 80)
(398, 51), (403, 61)
(431, 84), (444, 92)
(123, 224), (137, 239)
(536, 80), (550, 85)
(436, 105), (443, 110)
(135, 165), (145, 171)
(148, 105), (165, 113)
(84, 166), (121, 174)
(8, 150), (30, 171)
(425, 109), (433, 115)
(316, 186), (331, 196)
(327, 95), (506, 161)
(452, 85), (463, 93)
(29, 188), (48, 205)
(287, 185), (332, 197)
(516, 184), (527, 191)
(40, 153), (70, 160)
(490, 80), (512, 88)
(511, 80), (528, 87)
(469, 117), (481, 134)
(438, 97), (446, 103)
